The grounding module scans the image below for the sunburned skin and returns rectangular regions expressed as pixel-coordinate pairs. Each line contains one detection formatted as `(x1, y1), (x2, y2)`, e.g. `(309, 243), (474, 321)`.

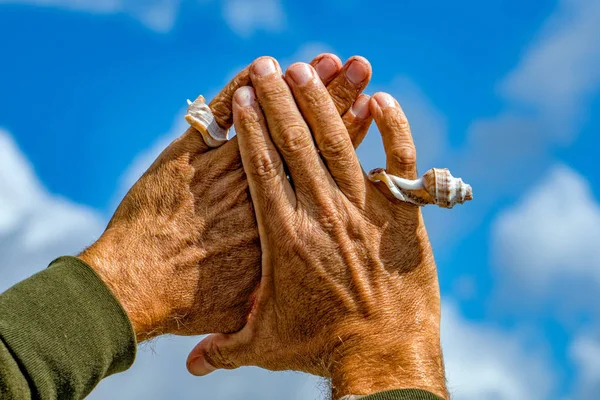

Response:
(368, 167), (473, 209)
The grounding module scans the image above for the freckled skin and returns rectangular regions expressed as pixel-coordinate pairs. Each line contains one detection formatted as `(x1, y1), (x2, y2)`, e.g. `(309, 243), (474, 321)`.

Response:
(78, 54), (373, 342)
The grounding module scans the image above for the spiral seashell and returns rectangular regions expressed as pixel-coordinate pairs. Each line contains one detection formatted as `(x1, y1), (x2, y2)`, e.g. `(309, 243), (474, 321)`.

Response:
(421, 168), (473, 208)
(367, 167), (473, 209)
(185, 95), (229, 148)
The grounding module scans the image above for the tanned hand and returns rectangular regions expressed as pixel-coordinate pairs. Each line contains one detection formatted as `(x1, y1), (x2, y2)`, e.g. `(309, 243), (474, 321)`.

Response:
(186, 57), (448, 399)
(78, 54), (374, 342)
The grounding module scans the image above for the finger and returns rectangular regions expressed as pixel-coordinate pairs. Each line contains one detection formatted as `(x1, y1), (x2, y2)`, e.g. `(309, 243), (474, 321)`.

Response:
(325, 56), (372, 116)
(370, 92), (417, 179)
(233, 86), (295, 226)
(208, 53), (342, 130)
(184, 67), (251, 155)
(209, 66), (251, 129)
(249, 57), (326, 196)
(286, 62), (364, 200)
(342, 94), (373, 148)
(309, 53), (343, 86)
(187, 332), (252, 376)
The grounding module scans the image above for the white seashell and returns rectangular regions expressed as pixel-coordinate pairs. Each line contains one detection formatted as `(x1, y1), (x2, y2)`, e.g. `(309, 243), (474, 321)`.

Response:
(368, 168), (473, 209)
(185, 95), (229, 148)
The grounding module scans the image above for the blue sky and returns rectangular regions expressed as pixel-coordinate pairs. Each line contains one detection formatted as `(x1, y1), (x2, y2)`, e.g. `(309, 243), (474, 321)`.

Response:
(1, 0), (599, 399)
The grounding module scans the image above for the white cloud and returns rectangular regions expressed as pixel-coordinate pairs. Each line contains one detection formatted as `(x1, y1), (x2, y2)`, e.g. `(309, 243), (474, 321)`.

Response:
(0, 0), (181, 32)
(222, 0), (286, 37)
(0, 0), (287, 34)
(570, 333), (600, 398)
(0, 127), (325, 400)
(426, 0), (600, 247)
(442, 303), (554, 400)
(499, 0), (600, 141)
(89, 335), (324, 400)
(492, 165), (600, 291)
(1, 118), (560, 399)
(0, 129), (104, 292)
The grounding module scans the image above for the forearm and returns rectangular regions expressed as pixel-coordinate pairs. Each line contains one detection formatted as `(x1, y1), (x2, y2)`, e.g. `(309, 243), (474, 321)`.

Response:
(0, 257), (136, 399)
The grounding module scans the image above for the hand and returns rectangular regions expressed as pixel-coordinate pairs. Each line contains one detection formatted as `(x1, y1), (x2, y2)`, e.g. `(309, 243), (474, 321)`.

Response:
(186, 58), (447, 399)
(78, 54), (374, 342)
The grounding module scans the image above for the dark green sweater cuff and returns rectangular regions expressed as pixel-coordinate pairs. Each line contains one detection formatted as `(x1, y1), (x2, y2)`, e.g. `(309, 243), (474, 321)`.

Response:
(361, 389), (444, 400)
(0, 256), (136, 399)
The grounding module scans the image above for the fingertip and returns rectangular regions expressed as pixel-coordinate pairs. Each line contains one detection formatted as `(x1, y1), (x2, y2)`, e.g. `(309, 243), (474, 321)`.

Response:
(233, 86), (256, 108)
(369, 94), (383, 119)
(314, 53), (343, 68)
(344, 56), (372, 86)
(370, 92), (401, 120)
(347, 55), (371, 68)
(251, 56), (281, 78)
(312, 53), (343, 82)
(373, 92), (397, 108)
(286, 62), (318, 86)
(186, 339), (218, 376)
(187, 355), (217, 376)
(350, 94), (372, 120)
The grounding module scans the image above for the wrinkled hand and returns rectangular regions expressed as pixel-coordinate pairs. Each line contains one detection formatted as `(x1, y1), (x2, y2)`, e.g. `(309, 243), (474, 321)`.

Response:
(186, 58), (447, 399)
(78, 54), (373, 341)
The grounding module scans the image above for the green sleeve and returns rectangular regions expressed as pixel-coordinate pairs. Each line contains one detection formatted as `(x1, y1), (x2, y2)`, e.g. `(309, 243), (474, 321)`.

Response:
(361, 389), (444, 400)
(0, 256), (136, 399)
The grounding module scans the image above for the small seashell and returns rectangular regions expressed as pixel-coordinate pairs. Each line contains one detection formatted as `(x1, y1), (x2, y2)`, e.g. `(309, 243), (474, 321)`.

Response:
(185, 95), (229, 148)
(367, 167), (473, 209)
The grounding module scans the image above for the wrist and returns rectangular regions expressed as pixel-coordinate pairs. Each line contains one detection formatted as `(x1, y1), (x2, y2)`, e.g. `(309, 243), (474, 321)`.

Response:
(329, 326), (447, 399)
(78, 231), (162, 342)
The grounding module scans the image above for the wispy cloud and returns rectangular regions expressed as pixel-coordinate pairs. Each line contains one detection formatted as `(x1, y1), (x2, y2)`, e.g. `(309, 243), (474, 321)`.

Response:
(570, 333), (600, 398)
(0, 128), (104, 292)
(0, 0), (182, 32)
(443, 303), (554, 400)
(418, 0), (600, 247)
(492, 165), (600, 293)
(222, 0), (286, 37)
(0, 0), (287, 35)
(499, 0), (600, 141)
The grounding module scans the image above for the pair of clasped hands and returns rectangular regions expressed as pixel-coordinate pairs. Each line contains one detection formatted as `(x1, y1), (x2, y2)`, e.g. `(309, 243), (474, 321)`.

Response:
(79, 54), (447, 398)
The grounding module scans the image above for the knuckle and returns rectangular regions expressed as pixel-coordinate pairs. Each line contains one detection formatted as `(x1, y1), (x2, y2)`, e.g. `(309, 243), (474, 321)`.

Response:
(211, 102), (231, 127)
(205, 342), (238, 370)
(249, 149), (282, 181)
(320, 129), (351, 159)
(279, 124), (312, 154)
(390, 144), (417, 166)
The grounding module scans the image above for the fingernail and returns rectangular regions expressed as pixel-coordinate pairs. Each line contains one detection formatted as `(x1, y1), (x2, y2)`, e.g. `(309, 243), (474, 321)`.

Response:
(254, 58), (277, 77)
(345, 59), (369, 85)
(375, 92), (396, 108)
(235, 87), (255, 107)
(315, 57), (338, 81)
(351, 96), (371, 119)
(188, 357), (216, 376)
(288, 63), (315, 85)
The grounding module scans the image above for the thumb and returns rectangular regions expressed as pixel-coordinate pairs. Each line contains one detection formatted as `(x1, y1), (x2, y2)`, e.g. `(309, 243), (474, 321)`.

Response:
(186, 331), (251, 376)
